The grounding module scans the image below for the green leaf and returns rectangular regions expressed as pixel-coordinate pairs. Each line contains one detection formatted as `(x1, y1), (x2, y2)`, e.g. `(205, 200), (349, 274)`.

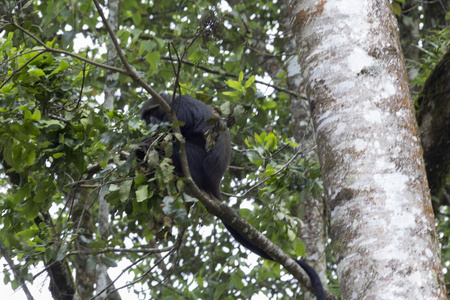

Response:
(46, 38), (56, 48)
(56, 245), (68, 261)
(220, 101), (231, 115)
(254, 132), (262, 144)
(391, 2), (402, 17)
(132, 12), (142, 25)
(24, 109), (32, 120)
(244, 75), (255, 88)
(16, 228), (38, 241)
(239, 208), (252, 219)
(293, 239), (306, 257)
(31, 109), (41, 121)
(246, 151), (263, 167)
(80, 118), (89, 129)
(140, 40), (157, 55)
(182, 193), (198, 204)
(231, 274), (244, 289)
(264, 132), (277, 150)
(136, 185), (148, 202)
(0, 83), (14, 93)
(38, 119), (65, 128)
(162, 196), (175, 214)
(188, 50), (203, 63)
(214, 282), (228, 300)
(21, 201), (40, 219)
(238, 71), (244, 81)
(117, 29), (131, 44)
(262, 100), (277, 109)
(287, 229), (296, 241)
(225, 79), (243, 90)
(119, 180), (133, 203)
(265, 164), (275, 177)
(25, 151), (36, 166)
(14, 183), (31, 204)
(146, 149), (160, 168)
(28, 68), (45, 77)
(59, 60), (70, 70)
(134, 173), (147, 186)
(222, 91), (241, 97)
(146, 51), (160, 73)
(172, 207), (190, 227)
(101, 256), (118, 268)
(233, 104), (246, 127)
(153, 37), (165, 49)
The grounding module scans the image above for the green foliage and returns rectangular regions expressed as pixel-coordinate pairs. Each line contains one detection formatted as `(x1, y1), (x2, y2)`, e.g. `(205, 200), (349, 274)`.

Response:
(391, 0), (405, 18)
(0, 0), (324, 299)
(242, 132), (321, 258)
(411, 28), (450, 93)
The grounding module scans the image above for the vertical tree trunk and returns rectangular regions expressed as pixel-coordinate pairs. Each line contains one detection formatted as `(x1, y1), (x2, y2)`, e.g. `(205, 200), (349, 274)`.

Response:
(96, 0), (121, 299)
(397, 0), (420, 92)
(288, 0), (446, 298)
(281, 3), (328, 297)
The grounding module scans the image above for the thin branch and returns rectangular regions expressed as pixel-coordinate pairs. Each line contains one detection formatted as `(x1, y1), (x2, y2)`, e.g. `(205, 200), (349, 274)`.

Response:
(0, 244), (34, 300)
(0, 50), (46, 89)
(67, 244), (179, 255)
(92, 1), (328, 296)
(92, 0), (166, 110)
(160, 55), (303, 98)
(4, 21), (300, 99)
(7, 21), (129, 75)
(91, 227), (187, 299)
(237, 145), (311, 198)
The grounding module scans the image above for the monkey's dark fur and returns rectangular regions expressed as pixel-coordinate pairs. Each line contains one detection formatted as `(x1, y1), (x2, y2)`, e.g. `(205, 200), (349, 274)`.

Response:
(138, 94), (325, 300)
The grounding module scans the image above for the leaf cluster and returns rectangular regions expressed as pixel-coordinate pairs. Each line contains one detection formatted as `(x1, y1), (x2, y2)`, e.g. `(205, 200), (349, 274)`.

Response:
(0, 0), (324, 299)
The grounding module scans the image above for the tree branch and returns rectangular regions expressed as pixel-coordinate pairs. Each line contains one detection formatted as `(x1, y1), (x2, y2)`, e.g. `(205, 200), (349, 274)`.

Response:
(7, 21), (129, 75)
(92, 1), (329, 297)
(0, 243), (34, 300)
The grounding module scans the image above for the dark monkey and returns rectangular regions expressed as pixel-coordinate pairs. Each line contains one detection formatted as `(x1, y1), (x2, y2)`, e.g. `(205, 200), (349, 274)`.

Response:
(137, 94), (325, 300)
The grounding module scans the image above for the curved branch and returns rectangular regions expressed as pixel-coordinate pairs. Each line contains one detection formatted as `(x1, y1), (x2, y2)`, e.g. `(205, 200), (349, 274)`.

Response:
(160, 55), (303, 98)
(92, 1), (331, 297)
(92, 0), (168, 111)
(7, 21), (129, 75)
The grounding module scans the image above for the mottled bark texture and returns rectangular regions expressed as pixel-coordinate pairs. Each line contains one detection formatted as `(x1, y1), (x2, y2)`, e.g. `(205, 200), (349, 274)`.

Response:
(281, 1), (328, 298)
(289, 0), (446, 299)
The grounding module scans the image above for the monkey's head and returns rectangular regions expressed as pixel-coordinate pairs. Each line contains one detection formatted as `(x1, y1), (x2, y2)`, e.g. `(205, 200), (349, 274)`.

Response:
(140, 94), (172, 125)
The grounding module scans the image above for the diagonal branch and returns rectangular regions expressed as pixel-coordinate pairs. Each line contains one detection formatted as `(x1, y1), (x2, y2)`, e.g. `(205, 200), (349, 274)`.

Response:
(7, 21), (129, 75)
(92, 1), (332, 297)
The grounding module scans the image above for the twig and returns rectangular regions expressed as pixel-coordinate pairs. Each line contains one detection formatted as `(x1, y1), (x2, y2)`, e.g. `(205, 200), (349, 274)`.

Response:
(7, 21), (129, 75)
(0, 243), (35, 300)
(159, 55), (303, 98)
(91, 1), (326, 296)
(0, 50), (45, 89)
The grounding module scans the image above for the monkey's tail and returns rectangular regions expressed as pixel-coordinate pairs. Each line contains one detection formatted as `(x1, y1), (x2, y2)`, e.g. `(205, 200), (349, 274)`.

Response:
(224, 224), (325, 300)
(294, 259), (326, 300)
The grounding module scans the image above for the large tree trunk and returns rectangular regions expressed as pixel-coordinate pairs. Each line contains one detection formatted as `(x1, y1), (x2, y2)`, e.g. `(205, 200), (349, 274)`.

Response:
(281, 2), (328, 297)
(95, 0), (122, 299)
(288, 0), (446, 298)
